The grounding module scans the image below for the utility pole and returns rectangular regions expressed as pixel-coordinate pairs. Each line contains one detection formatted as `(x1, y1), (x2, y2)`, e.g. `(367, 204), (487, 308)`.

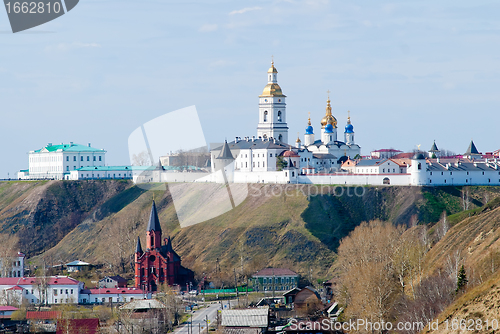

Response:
(234, 268), (239, 307)
(206, 315), (209, 334)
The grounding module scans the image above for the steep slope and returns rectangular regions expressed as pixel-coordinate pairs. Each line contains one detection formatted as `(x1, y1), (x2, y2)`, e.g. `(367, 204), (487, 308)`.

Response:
(0, 180), (141, 257)
(30, 183), (500, 281)
(1, 181), (499, 283)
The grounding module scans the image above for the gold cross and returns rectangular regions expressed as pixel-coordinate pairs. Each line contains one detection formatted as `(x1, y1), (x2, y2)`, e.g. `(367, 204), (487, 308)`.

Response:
(327, 89), (331, 98)
(271, 55), (274, 65)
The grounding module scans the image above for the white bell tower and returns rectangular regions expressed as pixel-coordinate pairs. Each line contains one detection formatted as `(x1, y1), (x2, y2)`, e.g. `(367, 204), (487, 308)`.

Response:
(257, 59), (288, 143)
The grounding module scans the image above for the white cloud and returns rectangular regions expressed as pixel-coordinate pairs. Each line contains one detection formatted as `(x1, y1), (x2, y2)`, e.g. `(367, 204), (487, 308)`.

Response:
(199, 24), (218, 32)
(229, 7), (262, 15)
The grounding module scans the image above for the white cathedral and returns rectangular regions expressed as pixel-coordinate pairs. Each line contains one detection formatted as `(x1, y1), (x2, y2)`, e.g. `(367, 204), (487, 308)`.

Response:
(210, 61), (360, 178)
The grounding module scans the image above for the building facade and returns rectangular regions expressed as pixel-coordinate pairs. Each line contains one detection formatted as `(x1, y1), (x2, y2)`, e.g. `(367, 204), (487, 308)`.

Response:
(19, 142), (106, 180)
(0, 252), (25, 278)
(252, 268), (299, 292)
(135, 201), (194, 292)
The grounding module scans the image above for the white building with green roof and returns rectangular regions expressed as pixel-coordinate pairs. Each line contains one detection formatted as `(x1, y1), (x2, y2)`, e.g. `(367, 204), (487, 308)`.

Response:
(20, 142), (106, 180)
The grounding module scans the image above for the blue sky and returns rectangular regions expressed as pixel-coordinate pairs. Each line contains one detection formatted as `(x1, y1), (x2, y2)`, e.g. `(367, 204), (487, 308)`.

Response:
(1, 0), (499, 178)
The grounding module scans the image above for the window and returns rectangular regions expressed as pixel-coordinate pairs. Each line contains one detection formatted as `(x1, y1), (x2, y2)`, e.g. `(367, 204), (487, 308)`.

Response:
(383, 169), (385, 173)
(60, 289), (63, 294)
(66, 156), (69, 161)
(55, 299), (58, 303)
(54, 290), (58, 296)
(25, 290), (28, 295)
(430, 172), (433, 175)
(270, 153), (272, 157)
(73, 156), (76, 161)
(66, 166), (69, 171)
(87, 156), (90, 161)
(81, 156), (83, 161)
(482, 172), (485, 175)
(99, 156), (102, 161)
(264, 111), (268, 122)
(278, 111), (282, 121)
(66, 289), (68, 294)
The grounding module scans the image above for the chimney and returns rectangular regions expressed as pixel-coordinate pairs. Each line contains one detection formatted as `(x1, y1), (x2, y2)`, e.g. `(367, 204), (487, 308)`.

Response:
(252, 136), (255, 142)
(88, 143), (91, 147)
(235, 137), (238, 143)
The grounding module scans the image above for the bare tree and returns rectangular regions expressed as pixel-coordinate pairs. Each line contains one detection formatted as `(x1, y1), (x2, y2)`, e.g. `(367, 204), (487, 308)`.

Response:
(337, 220), (404, 328)
(132, 151), (152, 166)
(0, 234), (19, 278)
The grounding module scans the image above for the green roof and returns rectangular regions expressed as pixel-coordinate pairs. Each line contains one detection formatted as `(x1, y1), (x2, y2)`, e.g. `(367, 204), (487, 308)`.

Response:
(34, 143), (105, 153)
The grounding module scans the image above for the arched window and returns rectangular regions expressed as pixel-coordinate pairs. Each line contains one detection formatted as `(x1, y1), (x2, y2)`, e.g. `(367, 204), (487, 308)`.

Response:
(264, 111), (268, 122)
(277, 111), (282, 122)
(418, 163), (421, 170)
(278, 134), (283, 141)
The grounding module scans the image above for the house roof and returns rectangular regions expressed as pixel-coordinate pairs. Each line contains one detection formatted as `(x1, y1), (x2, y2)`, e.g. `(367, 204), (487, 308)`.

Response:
(371, 149), (402, 153)
(427, 161), (497, 172)
(213, 138), (291, 151)
(0, 276), (81, 286)
(312, 153), (337, 159)
(101, 275), (127, 283)
(66, 260), (91, 266)
(33, 143), (105, 153)
(0, 306), (18, 311)
(221, 307), (269, 327)
(120, 299), (166, 310)
(56, 318), (99, 334)
(6, 285), (23, 291)
(283, 287), (301, 296)
(253, 268), (298, 277)
(26, 311), (61, 320)
(354, 159), (384, 167)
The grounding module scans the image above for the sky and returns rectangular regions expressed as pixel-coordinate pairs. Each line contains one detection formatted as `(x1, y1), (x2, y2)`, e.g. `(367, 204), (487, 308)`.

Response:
(1, 0), (499, 178)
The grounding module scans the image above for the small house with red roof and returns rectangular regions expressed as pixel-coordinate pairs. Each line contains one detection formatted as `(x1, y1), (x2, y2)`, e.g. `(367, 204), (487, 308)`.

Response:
(0, 276), (83, 305)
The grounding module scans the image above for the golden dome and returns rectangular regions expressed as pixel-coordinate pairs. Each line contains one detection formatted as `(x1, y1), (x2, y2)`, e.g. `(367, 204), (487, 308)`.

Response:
(320, 97), (337, 128)
(268, 61), (278, 73)
(260, 83), (286, 97)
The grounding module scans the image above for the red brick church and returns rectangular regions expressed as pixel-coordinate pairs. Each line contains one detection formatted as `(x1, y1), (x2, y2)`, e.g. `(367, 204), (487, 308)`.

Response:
(135, 201), (194, 291)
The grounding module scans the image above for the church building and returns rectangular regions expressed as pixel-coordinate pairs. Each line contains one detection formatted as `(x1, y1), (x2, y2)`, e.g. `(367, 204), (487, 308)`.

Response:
(134, 201), (194, 291)
(210, 60), (361, 176)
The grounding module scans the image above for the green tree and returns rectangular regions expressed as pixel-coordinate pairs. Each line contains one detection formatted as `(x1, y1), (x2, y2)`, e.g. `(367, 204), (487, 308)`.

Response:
(456, 264), (468, 292)
(276, 156), (288, 171)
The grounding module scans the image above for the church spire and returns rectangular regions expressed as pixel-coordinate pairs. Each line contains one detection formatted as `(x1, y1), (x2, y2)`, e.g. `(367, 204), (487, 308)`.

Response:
(147, 200), (162, 232)
(135, 236), (143, 254)
(146, 200), (162, 250)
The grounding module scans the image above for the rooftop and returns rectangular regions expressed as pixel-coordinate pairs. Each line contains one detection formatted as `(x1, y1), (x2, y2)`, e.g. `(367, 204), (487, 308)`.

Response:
(253, 268), (298, 277)
(221, 307), (269, 327)
(33, 143), (105, 153)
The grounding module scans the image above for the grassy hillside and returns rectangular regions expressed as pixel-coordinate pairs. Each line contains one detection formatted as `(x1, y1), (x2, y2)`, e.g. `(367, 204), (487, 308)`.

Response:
(1, 181), (499, 284)
(421, 201), (500, 334)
